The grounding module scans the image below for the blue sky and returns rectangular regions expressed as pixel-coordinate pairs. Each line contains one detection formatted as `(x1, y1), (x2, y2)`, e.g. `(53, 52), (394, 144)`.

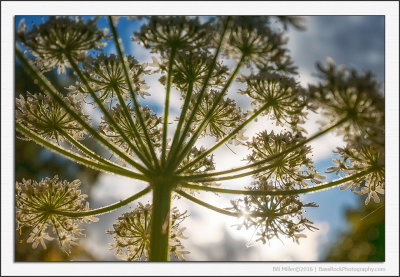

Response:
(15, 15), (385, 261)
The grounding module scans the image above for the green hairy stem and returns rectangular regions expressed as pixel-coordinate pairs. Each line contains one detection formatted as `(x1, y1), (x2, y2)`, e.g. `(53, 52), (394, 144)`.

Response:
(108, 16), (160, 170)
(53, 186), (151, 217)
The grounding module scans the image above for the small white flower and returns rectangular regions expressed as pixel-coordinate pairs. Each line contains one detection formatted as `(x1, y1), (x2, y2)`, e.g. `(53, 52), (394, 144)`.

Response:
(356, 184), (384, 205)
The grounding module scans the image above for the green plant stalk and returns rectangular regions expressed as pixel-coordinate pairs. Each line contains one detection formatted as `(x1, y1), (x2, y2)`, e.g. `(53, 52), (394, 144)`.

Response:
(178, 163), (277, 183)
(172, 55), (245, 170)
(167, 81), (194, 163)
(176, 102), (271, 174)
(16, 48), (150, 175)
(112, 84), (154, 165)
(58, 128), (121, 169)
(16, 123), (148, 181)
(176, 189), (303, 218)
(176, 189), (237, 217)
(108, 16), (160, 170)
(178, 167), (375, 196)
(180, 116), (350, 179)
(52, 186), (151, 217)
(149, 184), (172, 261)
(65, 53), (154, 170)
(166, 17), (230, 168)
(161, 47), (177, 167)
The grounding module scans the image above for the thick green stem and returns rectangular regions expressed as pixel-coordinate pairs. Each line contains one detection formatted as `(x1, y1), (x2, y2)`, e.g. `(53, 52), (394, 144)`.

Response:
(149, 184), (172, 261)
(178, 167), (375, 196)
(52, 186), (151, 217)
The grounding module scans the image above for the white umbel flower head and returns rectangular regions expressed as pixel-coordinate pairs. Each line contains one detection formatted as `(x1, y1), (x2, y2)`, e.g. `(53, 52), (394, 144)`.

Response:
(229, 178), (319, 244)
(107, 203), (189, 261)
(16, 176), (97, 253)
(247, 131), (325, 188)
(328, 143), (384, 205)
(17, 16), (107, 74)
(68, 54), (150, 103)
(16, 92), (89, 143)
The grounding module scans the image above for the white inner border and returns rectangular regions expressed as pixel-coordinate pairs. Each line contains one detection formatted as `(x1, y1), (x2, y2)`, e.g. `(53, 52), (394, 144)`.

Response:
(2, 1), (399, 276)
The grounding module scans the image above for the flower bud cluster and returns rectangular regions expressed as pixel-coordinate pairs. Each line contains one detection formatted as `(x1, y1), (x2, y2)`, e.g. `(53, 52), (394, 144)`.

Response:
(224, 16), (296, 73)
(309, 58), (384, 149)
(133, 16), (214, 55)
(239, 71), (308, 130)
(155, 51), (228, 93)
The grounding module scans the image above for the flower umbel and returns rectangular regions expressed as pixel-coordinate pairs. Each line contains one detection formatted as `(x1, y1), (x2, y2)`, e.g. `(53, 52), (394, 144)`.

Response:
(69, 54), (150, 103)
(16, 176), (97, 252)
(247, 131), (324, 188)
(229, 178), (318, 244)
(16, 92), (88, 143)
(190, 90), (247, 142)
(328, 143), (384, 205)
(99, 104), (162, 157)
(108, 203), (189, 261)
(17, 16), (107, 74)
(309, 58), (384, 149)
(239, 71), (308, 129)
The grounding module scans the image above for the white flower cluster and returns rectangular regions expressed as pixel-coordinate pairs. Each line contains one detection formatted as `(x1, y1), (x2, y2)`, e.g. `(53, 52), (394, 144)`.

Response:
(247, 131), (325, 188)
(190, 90), (247, 143)
(107, 204), (189, 261)
(239, 71), (308, 131)
(17, 16), (107, 74)
(133, 16), (214, 55)
(229, 178), (319, 244)
(68, 54), (150, 103)
(309, 58), (384, 150)
(16, 176), (98, 253)
(328, 143), (384, 205)
(224, 16), (297, 73)
(16, 92), (89, 143)
(157, 51), (228, 93)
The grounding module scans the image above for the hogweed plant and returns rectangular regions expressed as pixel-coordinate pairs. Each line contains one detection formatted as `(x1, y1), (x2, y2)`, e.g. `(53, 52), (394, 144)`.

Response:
(15, 16), (385, 261)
